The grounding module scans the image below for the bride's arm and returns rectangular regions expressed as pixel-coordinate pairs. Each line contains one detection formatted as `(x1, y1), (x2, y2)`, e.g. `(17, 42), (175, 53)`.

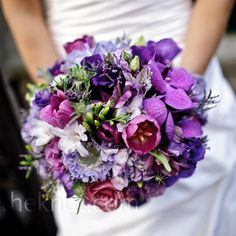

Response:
(2, 0), (59, 83)
(181, 0), (235, 75)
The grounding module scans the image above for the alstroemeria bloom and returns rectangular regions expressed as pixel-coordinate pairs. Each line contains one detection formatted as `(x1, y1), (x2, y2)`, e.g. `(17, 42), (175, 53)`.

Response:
(122, 115), (161, 155)
(51, 121), (88, 157)
(40, 90), (74, 128)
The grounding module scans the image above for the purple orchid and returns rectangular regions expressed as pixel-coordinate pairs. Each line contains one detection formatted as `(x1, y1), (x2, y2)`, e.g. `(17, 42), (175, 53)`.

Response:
(131, 38), (181, 66)
(149, 60), (194, 110)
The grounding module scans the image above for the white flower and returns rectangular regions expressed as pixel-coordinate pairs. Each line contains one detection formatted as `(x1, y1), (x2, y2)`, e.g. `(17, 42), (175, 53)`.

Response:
(23, 119), (54, 147)
(51, 122), (88, 157)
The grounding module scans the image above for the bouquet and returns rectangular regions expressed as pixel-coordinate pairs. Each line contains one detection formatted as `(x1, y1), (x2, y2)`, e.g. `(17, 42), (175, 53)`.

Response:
(21, 35), (215, 212)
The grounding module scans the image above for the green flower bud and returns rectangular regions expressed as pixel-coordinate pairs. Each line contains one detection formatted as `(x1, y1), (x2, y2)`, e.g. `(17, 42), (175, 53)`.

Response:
(134, 35), (146, 46)
(130, 55), (140, 72)
(109, 120), (114, 126)
(98, 113), (105, 120)
(85, 112), (94, 124)
(82, 122), (92, 132)
(94, 120), (101, 127)
(95, 102), (103, 114)
(123, 51), (130, 63)
(137, 181), (143, 188)
(100, 106), (110, 116)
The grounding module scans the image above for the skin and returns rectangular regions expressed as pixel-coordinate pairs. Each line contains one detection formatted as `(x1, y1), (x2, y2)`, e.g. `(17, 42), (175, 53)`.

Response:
(181, 0), (235, 74)
(2, 0), (235, 82)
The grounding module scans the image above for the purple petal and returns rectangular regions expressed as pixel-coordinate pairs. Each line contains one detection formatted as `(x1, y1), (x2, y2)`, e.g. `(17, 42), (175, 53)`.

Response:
(149, 61), (167, 94)
(164, 86), (193, 110)
(169, 68), (194, 91)
(178, 118), (203, 138)
(115, 90), (132, 108)
(150, 38), (181, 62)
(143, 97), (167, 125)
(165, 112), (174, 140)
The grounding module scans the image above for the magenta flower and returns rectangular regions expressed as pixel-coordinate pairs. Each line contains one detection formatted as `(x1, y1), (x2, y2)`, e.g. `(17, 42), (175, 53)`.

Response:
(122, 115), (161, 155)
(97, 122), (120, 144)
(40, 90), (74, 128)
(64, 35), (94, 54)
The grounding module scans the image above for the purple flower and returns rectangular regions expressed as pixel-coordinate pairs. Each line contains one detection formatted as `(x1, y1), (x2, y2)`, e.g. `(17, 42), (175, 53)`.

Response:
(96, 123), (120, 144)
(178, 118), (203, 138)
(141, 181), (166, 198)
(49, 61), (65, 76)
(90, 63), (126, 102)
(127, 155), (156, 182)
(143, 97), (167, 126)
(131, 38), (181, 66)
(149, 61), (193, 110)
(81, 54), (103, 69)
(34, 89), (51, 108)
(64, 35), (94, 54)
(126, 181), (165, 206)
(122, 115), (161, 155)
(40, 90), (74, 128)
(44, 138), (65, 178)
(60, 173), (74, 197)
(63, 145), (113, 182)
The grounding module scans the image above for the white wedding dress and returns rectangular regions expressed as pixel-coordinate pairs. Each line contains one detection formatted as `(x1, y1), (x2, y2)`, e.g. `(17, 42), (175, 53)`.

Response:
(45, 1), (236, 235)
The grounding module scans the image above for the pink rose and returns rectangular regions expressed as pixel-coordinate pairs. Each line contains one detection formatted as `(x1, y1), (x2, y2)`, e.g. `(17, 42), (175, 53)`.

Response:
(64, 35), (94, 54)
(122, 115), (161, 155)
(85, 181), (126, 212)
(40, 90), (74, 128)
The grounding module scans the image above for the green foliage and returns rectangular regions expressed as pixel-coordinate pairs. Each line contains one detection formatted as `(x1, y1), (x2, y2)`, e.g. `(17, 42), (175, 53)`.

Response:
(150, 151), (172, 173)
(73, 181), (86, 199)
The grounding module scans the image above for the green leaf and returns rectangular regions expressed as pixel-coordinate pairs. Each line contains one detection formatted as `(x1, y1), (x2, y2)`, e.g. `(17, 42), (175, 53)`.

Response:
(150, 151), (172, 173)
(73, 181), (86, 199)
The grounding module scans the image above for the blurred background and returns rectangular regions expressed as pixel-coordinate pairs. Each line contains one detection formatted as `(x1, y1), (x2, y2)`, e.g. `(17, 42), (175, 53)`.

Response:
(0, 2), (235, 236)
